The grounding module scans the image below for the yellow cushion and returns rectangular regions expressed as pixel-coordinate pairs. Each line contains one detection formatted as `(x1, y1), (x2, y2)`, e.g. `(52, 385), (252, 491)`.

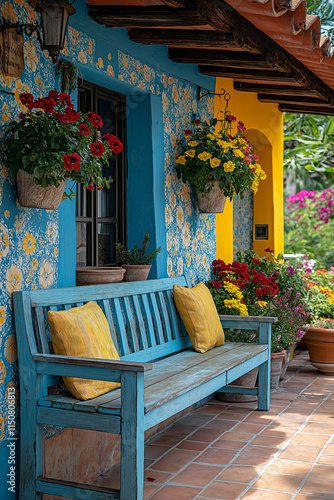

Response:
(48, 301), (121, 400)
(173, 282), (225, 353)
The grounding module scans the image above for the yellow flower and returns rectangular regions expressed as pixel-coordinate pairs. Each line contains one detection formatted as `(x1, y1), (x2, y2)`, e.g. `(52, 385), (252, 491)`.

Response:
(218, 140), (230, 149)
(238, 137), (246, 145)
(259, 170), (267, 180)
(23, 233), (36, 255)
(223, 161), (235, 172)
(185, 149), (196, 158)
(234, 149), (244, 158)
(257, 301), (268, 308)
(188, 140), (198, 147)
(207, 133), (215, 140)
(251, 182), (259, 194)
(210, 158), (221, 169)
(198, 152), (212, 161)
(176, 155), (186, 165)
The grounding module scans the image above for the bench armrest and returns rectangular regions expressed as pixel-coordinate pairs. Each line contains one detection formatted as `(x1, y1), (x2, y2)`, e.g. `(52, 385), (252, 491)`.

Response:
(33, 353), (152, 382)
(219, 315), (277, 324)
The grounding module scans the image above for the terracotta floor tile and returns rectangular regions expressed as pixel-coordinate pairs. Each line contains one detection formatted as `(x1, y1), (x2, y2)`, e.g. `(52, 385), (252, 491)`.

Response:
(242, 413), (277, 425)
(202, 480), (247, 499)
(323, 443), (334, 456)
(152, 449), (200, 473)
(233, 455), (271, 467)
(290, 433), (329, 447)
(148, 433), (187, 447)
(218, 465), (261, 483)
(272, 417), (306, 428)
(279, 445), (322, 462)
(250, 435), (289, 448)
(318, 455), (334, 466)
(171, 463), (222, 487)
(300, 477), (334, 497)
(190, 428), (226, 443)
(144, 483), (160, 500)
(267, 459), (312, 476)
(224, 406), (253, 414)
(242, 445), (278, 457)
(217, 412), (248, 421)
(240, 489), (292, 499)
(295, 496), (334, 500)
(222, 431), (254, 442)
(309, 464), (334, 481)
(252, 472), (303, 493)
(204, 419), (237, 431)
(167, 422), (198, 435)
(145, 445), (169, 461)
(302, 422), (334, 434)
(232, 423), (267, 434)
(148, 484), (202, 500)
(212, 439), (246, 450)
(176, 440), (208, 451)
(196, 405), (225, 415)
(195, 447), (236, 465)
(261, 426), (297, 437)
(144, 470), (172, 484)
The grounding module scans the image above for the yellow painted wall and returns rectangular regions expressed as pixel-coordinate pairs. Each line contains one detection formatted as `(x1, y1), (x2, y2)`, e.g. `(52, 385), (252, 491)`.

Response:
(214, 78), (284, 260)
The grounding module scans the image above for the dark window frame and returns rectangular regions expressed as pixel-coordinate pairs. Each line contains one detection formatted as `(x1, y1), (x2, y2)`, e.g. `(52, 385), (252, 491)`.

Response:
(76, 81), (127, 267)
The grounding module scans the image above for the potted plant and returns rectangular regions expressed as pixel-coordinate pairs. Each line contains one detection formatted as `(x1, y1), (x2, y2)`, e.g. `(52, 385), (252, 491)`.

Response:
(1, 90), (123, 209)
(175, 114), (266, 213)
(116, 233), (161, 282)
(302, 268), (334, 374)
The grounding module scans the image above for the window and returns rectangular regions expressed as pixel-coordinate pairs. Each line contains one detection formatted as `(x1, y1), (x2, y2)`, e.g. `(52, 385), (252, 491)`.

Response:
(76, 82), (127, 267)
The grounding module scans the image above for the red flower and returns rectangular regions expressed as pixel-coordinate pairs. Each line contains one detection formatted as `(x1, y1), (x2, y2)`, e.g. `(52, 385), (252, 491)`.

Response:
(227, 114), (236, 122)
(87, 183), (95, 191)
(89, 141), (105, 157)
(252, 258), (261, 265)
(59, 93), (72, 107)
(111, 138), (123, 154)
(184, 129), (193, 135)
(19, 93), (34, 106)
(87, 112), (103, 128)
(64, 107), (81, 121)
(43, 98), (56, 113)
(103, 133), (118, 143)
(78, 124), (91, 136)
(193, 119), (201, 124)
(19, 113), (25, 120)
(53, 112), (68, 123)
(48, 89), (59, 102)
(63, 153), (81, 171)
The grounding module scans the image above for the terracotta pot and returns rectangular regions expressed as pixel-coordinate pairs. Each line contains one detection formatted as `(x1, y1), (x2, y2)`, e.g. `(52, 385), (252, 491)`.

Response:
(280, 346), (293, 380)
(216, 367), (258, 402)
(16, 169), (67, 210)
(303, 327), (334, 375)
(122, 264), (151, 282)
(76, 267), (125, 286)
(196, 181), (227, 213)
(270, 350), (286, 389)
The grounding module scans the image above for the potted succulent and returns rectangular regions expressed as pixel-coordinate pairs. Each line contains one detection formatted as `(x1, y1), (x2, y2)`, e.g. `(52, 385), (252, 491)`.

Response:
(175, 114), (266, 213)
(302, 269), (334, 374)
(116, 233), (161, 282)
(1, 90), (123, 209)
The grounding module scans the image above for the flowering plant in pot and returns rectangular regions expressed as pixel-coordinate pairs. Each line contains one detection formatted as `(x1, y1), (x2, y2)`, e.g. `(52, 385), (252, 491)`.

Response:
(175, 114), (266, 213)
(1, 90), (123, 209)
(116, 233), (161, 282)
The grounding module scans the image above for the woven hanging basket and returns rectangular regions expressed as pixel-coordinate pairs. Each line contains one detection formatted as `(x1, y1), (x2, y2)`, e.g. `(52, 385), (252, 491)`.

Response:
(16, 169), (67, 210)
(196, 181), (227, 213)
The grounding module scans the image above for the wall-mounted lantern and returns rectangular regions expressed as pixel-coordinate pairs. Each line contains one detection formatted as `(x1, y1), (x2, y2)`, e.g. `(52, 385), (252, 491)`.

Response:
(0, 0), (75, 71)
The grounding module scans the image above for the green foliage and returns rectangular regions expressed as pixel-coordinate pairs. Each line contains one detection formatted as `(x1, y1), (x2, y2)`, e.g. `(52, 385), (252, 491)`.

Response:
(304, 269), (334, 323)
(56, 60), (81, 94)
(307, 0), (334, 41)
(175, 115), (266, 199)
(116, 233), (161, 265)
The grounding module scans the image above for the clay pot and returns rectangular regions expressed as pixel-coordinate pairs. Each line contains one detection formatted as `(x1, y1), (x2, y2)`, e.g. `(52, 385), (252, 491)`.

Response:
(270, 350), (287, 389)
(280, 346), (293, 380)
(16, 169), (67, 210)
(196, 181), (227, 213)
(76, 267), (125, 286)
(122, 264), (151, 282)
(303, 327), (334, 375)
(216, 367), (259, 402)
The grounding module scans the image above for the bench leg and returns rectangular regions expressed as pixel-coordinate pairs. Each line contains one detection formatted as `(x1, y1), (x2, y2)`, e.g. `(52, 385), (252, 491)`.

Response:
(258, 359), (271, 411)
(120, 371), (145, 500)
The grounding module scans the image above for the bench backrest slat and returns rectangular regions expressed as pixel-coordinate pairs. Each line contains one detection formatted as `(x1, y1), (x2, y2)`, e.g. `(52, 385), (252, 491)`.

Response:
(148, 292), (165, 345)
(132, 295), (149, 350)
(102, 299), (119, 349)
(158, 291), (173, 343)
(141, 294), (157, 348)
(113, 297), (131, 356)
(122, 296), (140, 353)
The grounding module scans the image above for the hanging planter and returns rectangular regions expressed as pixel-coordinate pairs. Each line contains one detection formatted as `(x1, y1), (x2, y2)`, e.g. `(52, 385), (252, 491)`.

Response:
(197, 181), (227, 214)
(16, 169), (67, 210)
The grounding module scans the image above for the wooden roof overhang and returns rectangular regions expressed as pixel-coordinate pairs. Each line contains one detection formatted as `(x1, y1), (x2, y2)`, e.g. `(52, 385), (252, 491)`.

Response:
(87, 0), (334, 116)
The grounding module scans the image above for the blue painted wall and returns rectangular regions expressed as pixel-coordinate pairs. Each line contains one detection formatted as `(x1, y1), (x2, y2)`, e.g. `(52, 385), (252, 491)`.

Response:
(0, 1), (217, 496)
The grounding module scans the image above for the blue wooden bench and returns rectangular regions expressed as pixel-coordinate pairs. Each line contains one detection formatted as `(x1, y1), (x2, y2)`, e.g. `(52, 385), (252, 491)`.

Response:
(13, 276), (276, 500)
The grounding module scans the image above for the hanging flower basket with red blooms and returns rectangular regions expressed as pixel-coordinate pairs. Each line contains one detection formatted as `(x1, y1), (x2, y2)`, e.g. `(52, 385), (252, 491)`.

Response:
(1, 90), (123, 209)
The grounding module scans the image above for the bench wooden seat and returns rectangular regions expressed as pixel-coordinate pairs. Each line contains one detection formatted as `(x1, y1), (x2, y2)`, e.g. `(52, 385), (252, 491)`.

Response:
(13, 276), (276, 500)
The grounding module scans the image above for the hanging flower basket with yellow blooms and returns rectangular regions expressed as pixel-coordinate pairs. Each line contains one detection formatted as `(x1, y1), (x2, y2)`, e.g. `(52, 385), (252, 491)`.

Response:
(175, 115), (266, 213)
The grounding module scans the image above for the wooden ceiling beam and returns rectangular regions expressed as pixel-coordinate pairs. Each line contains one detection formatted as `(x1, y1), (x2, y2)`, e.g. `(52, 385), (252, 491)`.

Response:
(168, 48), (272, 68)
(233, 81), (319, 96)
(279, 104), (334, 116)
(128, 29), (249, 50)
(258, 93), (329, 106)
(197, 0), (334, 104)
(88, 6), (207, 28)
(199, 66), (296, 83)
